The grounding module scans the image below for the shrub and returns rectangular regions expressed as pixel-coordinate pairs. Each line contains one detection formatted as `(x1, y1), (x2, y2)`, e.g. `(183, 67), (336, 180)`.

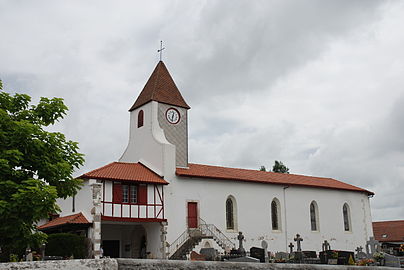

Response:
(45, 233), (87, 259)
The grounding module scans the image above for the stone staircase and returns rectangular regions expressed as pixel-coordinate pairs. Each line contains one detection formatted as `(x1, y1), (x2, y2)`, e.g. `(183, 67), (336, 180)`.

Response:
(168, 218), (235, 260)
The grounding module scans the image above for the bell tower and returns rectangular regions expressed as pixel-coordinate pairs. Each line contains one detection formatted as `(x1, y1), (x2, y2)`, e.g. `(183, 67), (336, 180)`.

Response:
(120, 61), (190, 172)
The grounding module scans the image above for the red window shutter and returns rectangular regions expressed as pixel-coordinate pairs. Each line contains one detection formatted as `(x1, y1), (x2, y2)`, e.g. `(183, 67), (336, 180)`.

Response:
(138, 184), (147, 204)
(113, 182), (122, 203)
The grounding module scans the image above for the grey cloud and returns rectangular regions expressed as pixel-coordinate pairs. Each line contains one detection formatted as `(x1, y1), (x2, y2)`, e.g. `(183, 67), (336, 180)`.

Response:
(0, 0), (403, 221)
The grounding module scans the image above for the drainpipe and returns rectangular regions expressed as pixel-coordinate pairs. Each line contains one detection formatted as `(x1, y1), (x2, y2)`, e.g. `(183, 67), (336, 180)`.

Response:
(283, 186), (289, 252)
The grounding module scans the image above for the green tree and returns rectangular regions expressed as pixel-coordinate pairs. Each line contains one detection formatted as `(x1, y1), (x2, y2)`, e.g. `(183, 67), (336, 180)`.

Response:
(259, 165), (266, 171)
(0, 80), (84, 261)
(272, 160), (289, 173)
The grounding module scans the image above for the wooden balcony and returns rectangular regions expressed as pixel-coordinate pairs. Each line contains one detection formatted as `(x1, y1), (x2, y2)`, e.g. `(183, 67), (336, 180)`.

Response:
(101, 183), (166, 222)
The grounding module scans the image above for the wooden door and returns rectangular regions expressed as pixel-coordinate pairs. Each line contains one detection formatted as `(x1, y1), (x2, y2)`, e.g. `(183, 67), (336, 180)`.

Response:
(187, 202), (198, 228)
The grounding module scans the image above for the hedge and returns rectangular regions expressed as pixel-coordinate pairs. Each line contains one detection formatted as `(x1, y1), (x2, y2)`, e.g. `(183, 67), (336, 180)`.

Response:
(46, 233), (87, 258)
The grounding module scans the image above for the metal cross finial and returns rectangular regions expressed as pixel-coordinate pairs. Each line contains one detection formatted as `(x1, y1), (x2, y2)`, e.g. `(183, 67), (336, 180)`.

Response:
(158, 40), (165, 61)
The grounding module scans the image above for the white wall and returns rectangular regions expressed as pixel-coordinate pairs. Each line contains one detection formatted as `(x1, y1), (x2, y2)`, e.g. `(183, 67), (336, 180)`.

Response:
(56, 179), (93, 222)
(119, 101), (175, 178)
(164, 176), (373, 254)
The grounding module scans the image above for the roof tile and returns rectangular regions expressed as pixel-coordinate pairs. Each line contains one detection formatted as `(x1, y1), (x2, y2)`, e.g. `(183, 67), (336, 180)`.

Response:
(176, 163), (373, 195)
(38, 212), (90, 230)
(373, 220), (404, 242)
(129, 61), (190, 111)
(80, 162), (168, 184)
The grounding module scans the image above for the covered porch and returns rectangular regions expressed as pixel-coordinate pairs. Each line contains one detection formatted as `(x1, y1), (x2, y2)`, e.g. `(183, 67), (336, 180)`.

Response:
(101, 221), (166, 259)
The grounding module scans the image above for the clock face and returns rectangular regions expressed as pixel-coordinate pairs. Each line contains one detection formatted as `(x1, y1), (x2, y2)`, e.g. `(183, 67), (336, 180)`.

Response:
(166, 108), (180, 124)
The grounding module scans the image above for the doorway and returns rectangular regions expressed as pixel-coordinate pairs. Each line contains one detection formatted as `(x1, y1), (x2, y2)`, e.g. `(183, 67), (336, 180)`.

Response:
(187, 202), (198, 228)
(102, 240), (120, 258)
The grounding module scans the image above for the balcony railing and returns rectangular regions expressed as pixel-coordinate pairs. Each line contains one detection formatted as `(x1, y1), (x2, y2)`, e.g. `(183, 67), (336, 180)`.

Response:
(101, 201), (164, 220)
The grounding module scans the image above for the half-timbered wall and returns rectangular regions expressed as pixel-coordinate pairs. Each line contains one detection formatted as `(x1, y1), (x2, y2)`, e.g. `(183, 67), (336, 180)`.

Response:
(101, 180), (165, 221)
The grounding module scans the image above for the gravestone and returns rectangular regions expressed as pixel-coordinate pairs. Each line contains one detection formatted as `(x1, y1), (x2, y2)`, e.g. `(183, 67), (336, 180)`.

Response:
(288, 242), (294, 254)
(200, 248), (217, 261)
(250, 247), (265, 263)
(366, 237), (381, 256)
(319, 250), (355, 265)
(25, 247), (33, 262)
(261, 240), (268, 262)
(294, 234), (303, 252)
(355, 246), (367, 260)
(237, 232), (246, 256)
(275, 252), (289, 261)
(40, 243), (46, 261)
(294, 234), (303, 262)
(302, 251), (317, 258)
(322, 240), (331, 251)
(336, 250), (355, 265)
(229, 248), (241, 256)
(228, 256), (260, 263)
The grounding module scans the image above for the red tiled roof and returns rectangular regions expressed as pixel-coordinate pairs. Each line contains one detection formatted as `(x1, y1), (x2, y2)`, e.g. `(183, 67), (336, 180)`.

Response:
(80, 162), (168, 184)
(176, 163), (374, 195)
(373, 220), (404, 242)
(38, 212), (90, 230)
(129, 61), (190, 111)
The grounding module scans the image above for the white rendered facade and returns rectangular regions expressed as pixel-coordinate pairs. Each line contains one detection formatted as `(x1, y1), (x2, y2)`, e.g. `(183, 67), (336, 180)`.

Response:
(49, 61), (374, 259)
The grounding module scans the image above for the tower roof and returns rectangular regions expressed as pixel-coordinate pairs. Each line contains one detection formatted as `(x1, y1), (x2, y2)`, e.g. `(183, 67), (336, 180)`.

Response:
(129, 61), (190, 111)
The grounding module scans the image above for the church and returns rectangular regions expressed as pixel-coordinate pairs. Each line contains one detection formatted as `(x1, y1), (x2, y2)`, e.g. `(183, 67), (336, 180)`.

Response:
(38, 60), (374, 259)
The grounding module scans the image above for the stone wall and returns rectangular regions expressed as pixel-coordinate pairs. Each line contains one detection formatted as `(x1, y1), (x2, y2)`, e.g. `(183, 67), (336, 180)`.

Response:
(116, 259), (398, 270)
(0, 258), (117, 270)
(0, 259), (399, 270)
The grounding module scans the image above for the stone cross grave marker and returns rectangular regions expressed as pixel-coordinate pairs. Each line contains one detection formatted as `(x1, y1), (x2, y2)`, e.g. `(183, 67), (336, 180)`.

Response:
(322, 240), (331, 251)
(294, 234), (303, 252)
(366, 237), (381, 256)
(288, 242), (294, 254)
(237, 232), (246, 255)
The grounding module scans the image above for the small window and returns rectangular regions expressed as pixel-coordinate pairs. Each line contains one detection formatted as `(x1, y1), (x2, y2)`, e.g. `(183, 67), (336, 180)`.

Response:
(137, 110), (144, 128)
(271, 199), (280, 230)
(310, 201), (319, 231)
(130, 185), (137, 203)
(343, 203), (351, 231)
(113, 183), (142, 204)
(122, 185), (129, 203)
(226, 198), (234, 230)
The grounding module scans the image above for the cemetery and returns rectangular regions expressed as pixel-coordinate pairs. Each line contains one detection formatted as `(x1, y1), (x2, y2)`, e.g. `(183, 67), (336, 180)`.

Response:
(184, 232), (404, 267)
(3, 230), (404, 268)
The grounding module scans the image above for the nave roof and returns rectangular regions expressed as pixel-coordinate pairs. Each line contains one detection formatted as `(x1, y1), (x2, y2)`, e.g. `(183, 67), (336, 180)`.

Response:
(176, 163), (374, 195)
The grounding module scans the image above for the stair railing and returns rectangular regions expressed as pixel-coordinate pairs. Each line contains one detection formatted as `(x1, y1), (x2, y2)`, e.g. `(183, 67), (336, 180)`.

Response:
(168, 228), (192, 257)
(168, 218), (236, 258)
(199, 218), (235, 250)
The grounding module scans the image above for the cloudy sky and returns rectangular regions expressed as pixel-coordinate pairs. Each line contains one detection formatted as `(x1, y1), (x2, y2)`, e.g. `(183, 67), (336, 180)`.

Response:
(1, 0), (403, 221)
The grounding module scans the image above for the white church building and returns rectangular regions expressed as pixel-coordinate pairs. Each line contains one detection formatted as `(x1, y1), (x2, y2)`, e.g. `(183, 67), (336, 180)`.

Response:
(38, 61), (374, 259)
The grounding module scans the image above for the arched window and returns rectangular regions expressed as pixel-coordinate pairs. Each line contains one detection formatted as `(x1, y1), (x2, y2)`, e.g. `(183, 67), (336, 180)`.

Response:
(271, 199), (281, 230)
(343, 203), (351, 231)
(226, 196), (237, 230)
(137, 110), (144, 128)
(310, 201), (319, 231)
